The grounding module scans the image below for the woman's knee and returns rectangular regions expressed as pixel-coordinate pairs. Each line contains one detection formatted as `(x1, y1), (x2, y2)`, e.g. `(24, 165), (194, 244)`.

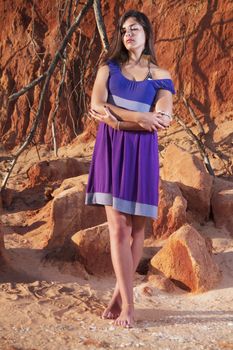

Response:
(107, 211), (132, 244)
(131, 216), (147, 239)
(110, 224), (132, 243)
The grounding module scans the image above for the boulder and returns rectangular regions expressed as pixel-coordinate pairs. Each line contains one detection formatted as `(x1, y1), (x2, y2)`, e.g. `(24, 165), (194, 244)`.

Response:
(162, 144), (213, 222)
(150, 224), (220, 293)
(213, 121), (233, 144)
(52, 176), (86, 196)
(0, 229), (7, 265)
(211, 177), (233, 234)
(0, 193), (6, 265)
(46, 175), (106, 249)
(153, 179), (187, 239)
(0, 188), (14, 208)
(147, 274), (178, 293)
(27, 157), (89, 187)
(71, 222), (112, 275)
(0, 191), (2, 210)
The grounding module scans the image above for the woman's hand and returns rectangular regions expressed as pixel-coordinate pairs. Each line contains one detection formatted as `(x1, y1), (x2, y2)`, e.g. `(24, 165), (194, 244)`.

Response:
(89, 106), (172, 132)
(89, 106), (118, 129)
(138, 112), (171, 131)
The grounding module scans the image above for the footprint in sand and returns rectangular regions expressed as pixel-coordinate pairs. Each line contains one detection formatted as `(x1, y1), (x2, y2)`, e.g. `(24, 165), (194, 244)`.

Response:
(0, 282), (34, 300)
(27, 283), (59, 300)
(52, 304), (76, 320)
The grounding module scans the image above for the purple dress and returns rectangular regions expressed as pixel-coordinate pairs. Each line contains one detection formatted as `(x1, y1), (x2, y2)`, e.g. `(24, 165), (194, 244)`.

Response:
(85, 60), (175, 219)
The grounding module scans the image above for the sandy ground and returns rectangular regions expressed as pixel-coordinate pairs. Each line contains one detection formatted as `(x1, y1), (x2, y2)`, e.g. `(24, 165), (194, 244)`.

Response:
(0, 123), (233, 350)
(1, 204), (233, 350)
(0, 233), (233, 350)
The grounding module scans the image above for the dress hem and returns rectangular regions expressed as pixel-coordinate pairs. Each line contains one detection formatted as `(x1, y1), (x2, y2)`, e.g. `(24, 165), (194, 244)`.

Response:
(85, 192), (158, 219)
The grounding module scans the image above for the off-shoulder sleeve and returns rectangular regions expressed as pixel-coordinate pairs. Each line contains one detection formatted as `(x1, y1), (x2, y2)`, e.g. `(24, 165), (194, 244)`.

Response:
(153, 79), (176, 94)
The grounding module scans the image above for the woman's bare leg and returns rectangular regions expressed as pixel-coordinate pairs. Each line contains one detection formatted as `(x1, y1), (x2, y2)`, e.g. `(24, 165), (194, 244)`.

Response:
(103, 206), (147, 327)
(101, 281), (122, 319)
(114, 214), (147, 328)
(102, 213), (147, 320)
(104, 206), (134, 327)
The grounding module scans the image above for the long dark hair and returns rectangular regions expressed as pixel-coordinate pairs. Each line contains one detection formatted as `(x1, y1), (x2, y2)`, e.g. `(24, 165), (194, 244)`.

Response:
(101, 10), (157, 66)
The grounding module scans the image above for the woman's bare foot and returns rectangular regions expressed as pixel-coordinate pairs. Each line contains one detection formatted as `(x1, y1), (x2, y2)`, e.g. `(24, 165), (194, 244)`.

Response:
(102, 298), (121, 320)
(102, 286), (122, 320)
(114, 304), (134, 328)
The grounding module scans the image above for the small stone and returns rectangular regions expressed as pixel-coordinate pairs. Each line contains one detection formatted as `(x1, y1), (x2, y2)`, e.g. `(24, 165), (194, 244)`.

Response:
(89, 325), (96, 331)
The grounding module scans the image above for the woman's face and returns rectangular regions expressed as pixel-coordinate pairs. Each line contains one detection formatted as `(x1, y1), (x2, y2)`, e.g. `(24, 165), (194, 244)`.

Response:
(121, 17), (146, 53)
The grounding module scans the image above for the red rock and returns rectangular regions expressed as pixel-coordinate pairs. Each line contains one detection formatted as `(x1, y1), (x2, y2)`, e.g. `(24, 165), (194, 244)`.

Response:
(147, 274), (178, 293)
(1, 188), (14, 208)
(71, 222), (112, 275)
(0, 1), (232, 149)
(46, 174), (106, 249)
(213, 121), (233, 144)
(27, 157), (89, 187)
(51, 176), (84, 195)
(211, 177), (233, 235)
(0, 191), (2, 212)
(205, 236), (213, 255)
(153, 179), (187, 239)
(150, 224), (221, 293)
(0, 220), (7, 265)
(0, 233), (5, 262)
(0, 192), (4, 263)
(162, 144), (213, 222)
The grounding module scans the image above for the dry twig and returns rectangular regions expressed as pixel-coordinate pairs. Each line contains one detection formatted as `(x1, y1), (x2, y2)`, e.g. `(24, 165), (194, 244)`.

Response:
(182, 95), (205, 136)
(173, 114), (215, 176)
(93, 0), (109, 51)
(51, 0), (73, 156)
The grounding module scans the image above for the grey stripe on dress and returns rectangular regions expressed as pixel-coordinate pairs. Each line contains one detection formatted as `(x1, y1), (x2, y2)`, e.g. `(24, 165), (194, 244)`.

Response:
(108, 94), (151, 112)
(85, 192), (158, 219)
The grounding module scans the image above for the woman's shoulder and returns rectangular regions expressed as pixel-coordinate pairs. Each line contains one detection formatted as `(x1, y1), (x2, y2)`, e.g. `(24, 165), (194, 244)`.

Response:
(149, 63), (176, 94)
(100, 59), (120, 75)
(97, 63), (110, 76)
(96, 60), (121, 80)
(150, 64), (172, 80)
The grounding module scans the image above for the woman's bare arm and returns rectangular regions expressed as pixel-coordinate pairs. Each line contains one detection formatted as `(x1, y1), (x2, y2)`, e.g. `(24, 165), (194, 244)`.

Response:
(119, 89), (173, 131)
(152, 66), (173, 118)
(116, 121), (147, 131)
(155, 89), (173, 116)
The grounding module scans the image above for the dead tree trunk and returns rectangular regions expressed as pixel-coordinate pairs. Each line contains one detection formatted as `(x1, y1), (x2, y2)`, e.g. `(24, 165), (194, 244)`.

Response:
(93, 0), (109, 51)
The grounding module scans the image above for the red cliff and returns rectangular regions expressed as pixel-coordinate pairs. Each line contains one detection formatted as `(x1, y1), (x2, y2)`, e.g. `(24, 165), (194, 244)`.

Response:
(0, 0), (232, 149)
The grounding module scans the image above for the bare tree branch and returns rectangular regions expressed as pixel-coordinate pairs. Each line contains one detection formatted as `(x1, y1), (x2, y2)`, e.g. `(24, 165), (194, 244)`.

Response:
(29, 0), (46, 62)
(8, 0), (93, 103)
(93, 0), (109, 51)
(51, 0), (73, 157)
(182, 94), (205, 136)
(8, 74), (46, 102)
(173, 114), (215, 176)
(31, 140), (41, 161)
(67, 0), (73, 28)
(1, 0), (94, 190)
(58, 0), (70, 30)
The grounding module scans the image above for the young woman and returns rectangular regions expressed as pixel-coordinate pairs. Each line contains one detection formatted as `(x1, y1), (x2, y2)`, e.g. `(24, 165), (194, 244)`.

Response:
(85, 10), (175, 328)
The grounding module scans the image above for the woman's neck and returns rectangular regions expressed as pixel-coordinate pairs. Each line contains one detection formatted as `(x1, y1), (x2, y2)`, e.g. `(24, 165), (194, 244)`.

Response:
(127, 55), (148, 67)
(127, 50), (144, 65)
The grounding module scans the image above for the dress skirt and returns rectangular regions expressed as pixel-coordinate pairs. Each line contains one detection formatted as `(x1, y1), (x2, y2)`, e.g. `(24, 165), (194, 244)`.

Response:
(85, 121), (159, 219)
